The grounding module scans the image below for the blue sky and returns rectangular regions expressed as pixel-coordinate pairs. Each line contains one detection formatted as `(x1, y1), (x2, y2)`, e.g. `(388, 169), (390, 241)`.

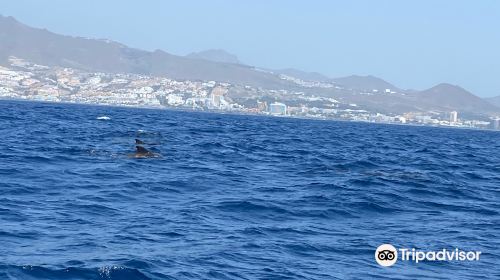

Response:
(2, 0), (499, 97)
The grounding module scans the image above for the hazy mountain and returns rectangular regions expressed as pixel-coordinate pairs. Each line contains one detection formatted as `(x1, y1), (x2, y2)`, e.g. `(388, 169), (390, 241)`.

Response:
(411, 83), (500, 114)
(331, 75), (400, 92)
(186, 49), (241, 64)
(0, 15), (144, 72)
(0, 15), (292, 89)
(309, 82), (500, 116)
(1, 15), (498, 117)
(275, 68), (330, 82)
(485, 95), (500, 108)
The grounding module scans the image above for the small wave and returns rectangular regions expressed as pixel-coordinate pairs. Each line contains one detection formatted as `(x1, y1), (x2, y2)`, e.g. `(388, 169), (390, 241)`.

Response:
(216, 200), (291, 216)
(1, 265), (152, 280)
(2, 100), (500, 279)
(96, 116), (111, 120)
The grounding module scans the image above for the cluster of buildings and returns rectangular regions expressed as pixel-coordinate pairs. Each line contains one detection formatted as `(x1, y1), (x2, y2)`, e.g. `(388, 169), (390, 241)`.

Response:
(278, 74), (335, 89)
(1, 57), (236, 110)
(365, 111), (494, 129)
(1, 56), (499, 131)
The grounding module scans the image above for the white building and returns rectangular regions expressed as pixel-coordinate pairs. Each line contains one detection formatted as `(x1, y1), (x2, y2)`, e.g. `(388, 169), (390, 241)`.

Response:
(450, 111), (458, 123)
(492, 118), (500, 130)
(167, 94), (184, 106)
(396, 116), (407, 124)
(269, 102), (287, 115)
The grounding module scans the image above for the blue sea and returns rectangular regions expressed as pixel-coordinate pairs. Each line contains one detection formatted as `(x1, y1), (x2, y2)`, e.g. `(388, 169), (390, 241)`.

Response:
(0, 100), (499, 280)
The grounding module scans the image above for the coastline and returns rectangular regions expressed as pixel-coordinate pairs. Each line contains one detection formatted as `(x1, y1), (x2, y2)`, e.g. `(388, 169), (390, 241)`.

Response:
(1, 97), (498, 133)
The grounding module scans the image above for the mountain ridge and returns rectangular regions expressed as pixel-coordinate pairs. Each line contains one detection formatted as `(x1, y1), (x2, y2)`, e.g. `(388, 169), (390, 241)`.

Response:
(0, 15), (293, 89)
(186, 49), (241, 64)
(410, 83), (500, 114)
(331, 75), (400, 92)
(1, 14), (499, 117)
(485, 95), (500, 108)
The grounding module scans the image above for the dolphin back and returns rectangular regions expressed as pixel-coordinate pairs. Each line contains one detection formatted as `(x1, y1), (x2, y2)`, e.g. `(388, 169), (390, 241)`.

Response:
(136, 146), (151, 154)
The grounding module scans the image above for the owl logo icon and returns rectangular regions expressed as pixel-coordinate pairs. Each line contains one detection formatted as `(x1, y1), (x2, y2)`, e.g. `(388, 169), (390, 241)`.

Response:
(375, 244), (398, 267)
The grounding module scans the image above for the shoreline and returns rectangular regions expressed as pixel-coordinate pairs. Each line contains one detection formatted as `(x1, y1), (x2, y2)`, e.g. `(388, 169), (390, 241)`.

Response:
(1, 97), (498, 133)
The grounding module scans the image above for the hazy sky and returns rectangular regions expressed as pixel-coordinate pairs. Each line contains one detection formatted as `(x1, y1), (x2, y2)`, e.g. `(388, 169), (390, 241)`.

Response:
(2, 0), (499, 97)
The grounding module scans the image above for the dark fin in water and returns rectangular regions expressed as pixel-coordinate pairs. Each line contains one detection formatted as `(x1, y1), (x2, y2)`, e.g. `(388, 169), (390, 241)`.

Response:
(136, 146), (150, 154)
(135, 139), (145, 145)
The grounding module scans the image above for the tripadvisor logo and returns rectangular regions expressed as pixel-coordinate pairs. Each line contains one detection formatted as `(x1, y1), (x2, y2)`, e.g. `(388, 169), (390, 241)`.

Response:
(375, 244), (482, 267)
(375, 244), (398, 267)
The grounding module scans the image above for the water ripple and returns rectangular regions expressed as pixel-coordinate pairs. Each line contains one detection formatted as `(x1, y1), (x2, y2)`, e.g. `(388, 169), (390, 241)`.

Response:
(0, 100), (499, 279)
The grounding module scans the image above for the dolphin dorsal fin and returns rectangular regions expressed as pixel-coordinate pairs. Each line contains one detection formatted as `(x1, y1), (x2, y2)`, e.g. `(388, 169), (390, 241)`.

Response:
(136, 146), (150, 153)
(135, 139), (145, 145)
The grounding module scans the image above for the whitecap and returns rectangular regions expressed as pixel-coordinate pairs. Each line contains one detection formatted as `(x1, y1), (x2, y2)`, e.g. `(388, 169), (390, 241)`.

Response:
(96, 116), (111, 120)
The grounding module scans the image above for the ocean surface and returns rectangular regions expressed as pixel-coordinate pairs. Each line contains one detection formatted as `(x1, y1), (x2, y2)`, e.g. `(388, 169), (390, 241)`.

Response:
(0, 100), (499, 280)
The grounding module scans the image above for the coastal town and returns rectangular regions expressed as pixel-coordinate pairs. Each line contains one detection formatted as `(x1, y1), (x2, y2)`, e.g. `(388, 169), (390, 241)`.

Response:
(1, 56), (499, 131)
